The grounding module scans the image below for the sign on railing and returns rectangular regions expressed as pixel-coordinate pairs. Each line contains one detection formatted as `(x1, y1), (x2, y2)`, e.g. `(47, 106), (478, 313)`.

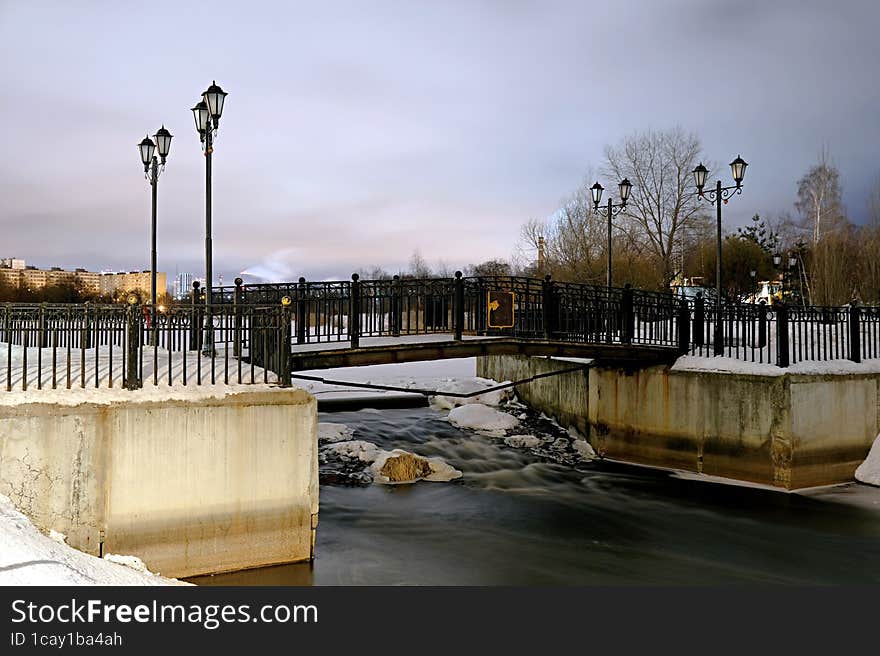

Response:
(487, 291), (515, 329)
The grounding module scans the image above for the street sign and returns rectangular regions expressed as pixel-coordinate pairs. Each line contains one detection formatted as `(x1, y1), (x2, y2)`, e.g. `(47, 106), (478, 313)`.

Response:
(487, 291), (515, 328)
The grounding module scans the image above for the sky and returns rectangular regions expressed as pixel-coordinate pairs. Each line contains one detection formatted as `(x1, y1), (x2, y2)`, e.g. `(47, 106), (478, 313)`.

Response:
(2, 0), (879, 284)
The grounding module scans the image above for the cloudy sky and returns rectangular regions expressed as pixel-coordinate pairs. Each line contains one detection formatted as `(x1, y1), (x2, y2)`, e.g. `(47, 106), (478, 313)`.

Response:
(2, 0), (879, 283)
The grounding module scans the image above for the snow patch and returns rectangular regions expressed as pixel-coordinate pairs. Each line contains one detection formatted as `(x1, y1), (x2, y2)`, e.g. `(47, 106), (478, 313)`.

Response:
(323, 440), (382, 464)
(0, 494), (184, 585)
(573, 439), (596, 460)
(504, 435), (543, 449)
(318, 422), (355, 443)
(447, 404), (519, 432)
(103, 554), (149, 573)
(855, 433), (880, 487)
(430, 377), (511, 410)
(49, 530), (67, 545)
(550, 437), (570, 451)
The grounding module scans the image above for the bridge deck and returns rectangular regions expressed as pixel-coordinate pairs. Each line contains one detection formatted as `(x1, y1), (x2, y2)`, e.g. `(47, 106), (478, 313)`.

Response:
(289, 334), (679, 370)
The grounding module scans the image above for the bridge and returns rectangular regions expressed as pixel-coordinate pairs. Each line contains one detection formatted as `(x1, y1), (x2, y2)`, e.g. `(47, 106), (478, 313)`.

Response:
(1, 272), (877, 392)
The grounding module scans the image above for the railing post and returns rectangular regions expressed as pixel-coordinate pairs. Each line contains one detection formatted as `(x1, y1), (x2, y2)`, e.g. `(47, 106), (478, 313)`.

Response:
(279, 296), (293, 386)
(776, 303), (790, 368)
(297, 277), (307, 345)
(677, 298), (690, 354)
(542, 275), (556, 340)
(621, 283), (634, 345)
(758, 300), (767, 349)
(390, 274), (402, 337)
(349, 273), (360, 349)
(39, 303), (47, 349)
(189, 281), (200, 351)
(693, 292), (704, 347)
(125, 300), (142, 390)
(849, 301), (862, 363)
(83, 301), (92, 349)
(233, 277), (243, 357)
(453, 271), (464, 341)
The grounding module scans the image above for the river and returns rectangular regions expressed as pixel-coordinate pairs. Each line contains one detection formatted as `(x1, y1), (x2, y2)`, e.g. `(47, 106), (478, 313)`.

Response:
(191, 403), (880, 585)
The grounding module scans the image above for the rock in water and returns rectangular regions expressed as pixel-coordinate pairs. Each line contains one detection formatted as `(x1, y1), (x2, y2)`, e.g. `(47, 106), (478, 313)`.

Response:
(371, 449), (463, 485)
(378, 452), (433, 482)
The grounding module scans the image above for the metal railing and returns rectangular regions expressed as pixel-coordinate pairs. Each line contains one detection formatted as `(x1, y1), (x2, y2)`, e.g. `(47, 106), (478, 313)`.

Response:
(1, 301), (290, 391)
(3, 275), (878, 392)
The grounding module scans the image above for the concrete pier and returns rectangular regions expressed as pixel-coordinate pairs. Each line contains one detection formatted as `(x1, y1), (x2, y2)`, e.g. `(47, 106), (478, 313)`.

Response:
(0, 386), (318, 578)
(478, 355), (877, 489)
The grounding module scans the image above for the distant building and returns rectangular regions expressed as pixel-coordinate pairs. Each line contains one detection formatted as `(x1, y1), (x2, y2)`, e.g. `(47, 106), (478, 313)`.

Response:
(0, 257), (25, 270)
(0, 259), (166, 299)
(173, 272), (195, 299)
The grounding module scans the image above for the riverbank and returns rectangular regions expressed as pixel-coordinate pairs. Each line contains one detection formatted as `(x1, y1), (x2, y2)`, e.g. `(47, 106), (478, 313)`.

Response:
(0, 494), (185, 585)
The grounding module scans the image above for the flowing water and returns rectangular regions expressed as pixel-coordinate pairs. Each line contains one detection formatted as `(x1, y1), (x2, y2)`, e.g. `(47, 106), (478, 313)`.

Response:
(191, 405), (880, 586)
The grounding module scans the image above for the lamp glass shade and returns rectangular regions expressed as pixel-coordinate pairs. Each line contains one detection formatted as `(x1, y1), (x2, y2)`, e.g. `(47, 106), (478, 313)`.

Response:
(203, 80), (227, 120)
(772, 253), (782, 267)
(618, 178), (632, 204)
(154, 126), (172, 158)
(191, 100), (209, 133)
(138, 136), (156, 167)
(730, 155), (748, 184)
(789, 256), (798, 268)
(692, 163), (708, 190)
(590, 182), (604, 206)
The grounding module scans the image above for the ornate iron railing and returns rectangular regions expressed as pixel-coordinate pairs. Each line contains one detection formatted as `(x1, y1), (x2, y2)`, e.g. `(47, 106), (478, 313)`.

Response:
(2, 275), (877, 392)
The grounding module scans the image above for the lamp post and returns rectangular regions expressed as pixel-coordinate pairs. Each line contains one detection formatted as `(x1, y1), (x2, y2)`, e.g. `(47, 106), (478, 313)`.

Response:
(138, 127), (173, 309)
(750, 269), (757, 299)
(774, 252), (799, 304)
(693, 155), (748, 355)
(590, 178), (633, 288)
(191, 81), (228, 355)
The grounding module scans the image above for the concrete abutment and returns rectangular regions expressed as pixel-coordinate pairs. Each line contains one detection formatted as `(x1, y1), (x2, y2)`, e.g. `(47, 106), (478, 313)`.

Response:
(478, 354), (877, 489)
(0, 387), (318, 578)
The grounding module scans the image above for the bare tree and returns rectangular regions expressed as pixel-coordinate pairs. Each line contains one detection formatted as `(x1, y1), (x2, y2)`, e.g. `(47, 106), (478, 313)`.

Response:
(857, 173), (880, 302)
(793, 151), (854, 304)
(407, 250), (432, 278)
(795, 148), (846, 245)
(603, 127), (707, 287)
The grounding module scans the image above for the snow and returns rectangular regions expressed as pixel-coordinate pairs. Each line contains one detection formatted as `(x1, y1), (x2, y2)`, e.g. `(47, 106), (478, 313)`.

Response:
(296, 358), (478, 402)
(429, 377), (512, 410)
(103, 554), (149, 573)
(855, 433), (880, 486)
(318, 422), (355, 443)
(572, 439), (596, 460)
(323, 440), (382, 463)
(0, 382), (285, 407)
(0, 494), (185, 586)
(673, 354), (880, 376)
(503, 434), (543, 449)
(447, 403), (520, 432)
(549, 437), (570, 451)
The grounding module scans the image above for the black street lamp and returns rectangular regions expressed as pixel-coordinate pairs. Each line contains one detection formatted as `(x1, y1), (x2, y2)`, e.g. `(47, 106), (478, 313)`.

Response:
(591, 178), (632, 288)
(192, 80), (228, 355)
(138, 126), (173, 309)
(693, 156), (748, 355)
(774, 252), (800, 304)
